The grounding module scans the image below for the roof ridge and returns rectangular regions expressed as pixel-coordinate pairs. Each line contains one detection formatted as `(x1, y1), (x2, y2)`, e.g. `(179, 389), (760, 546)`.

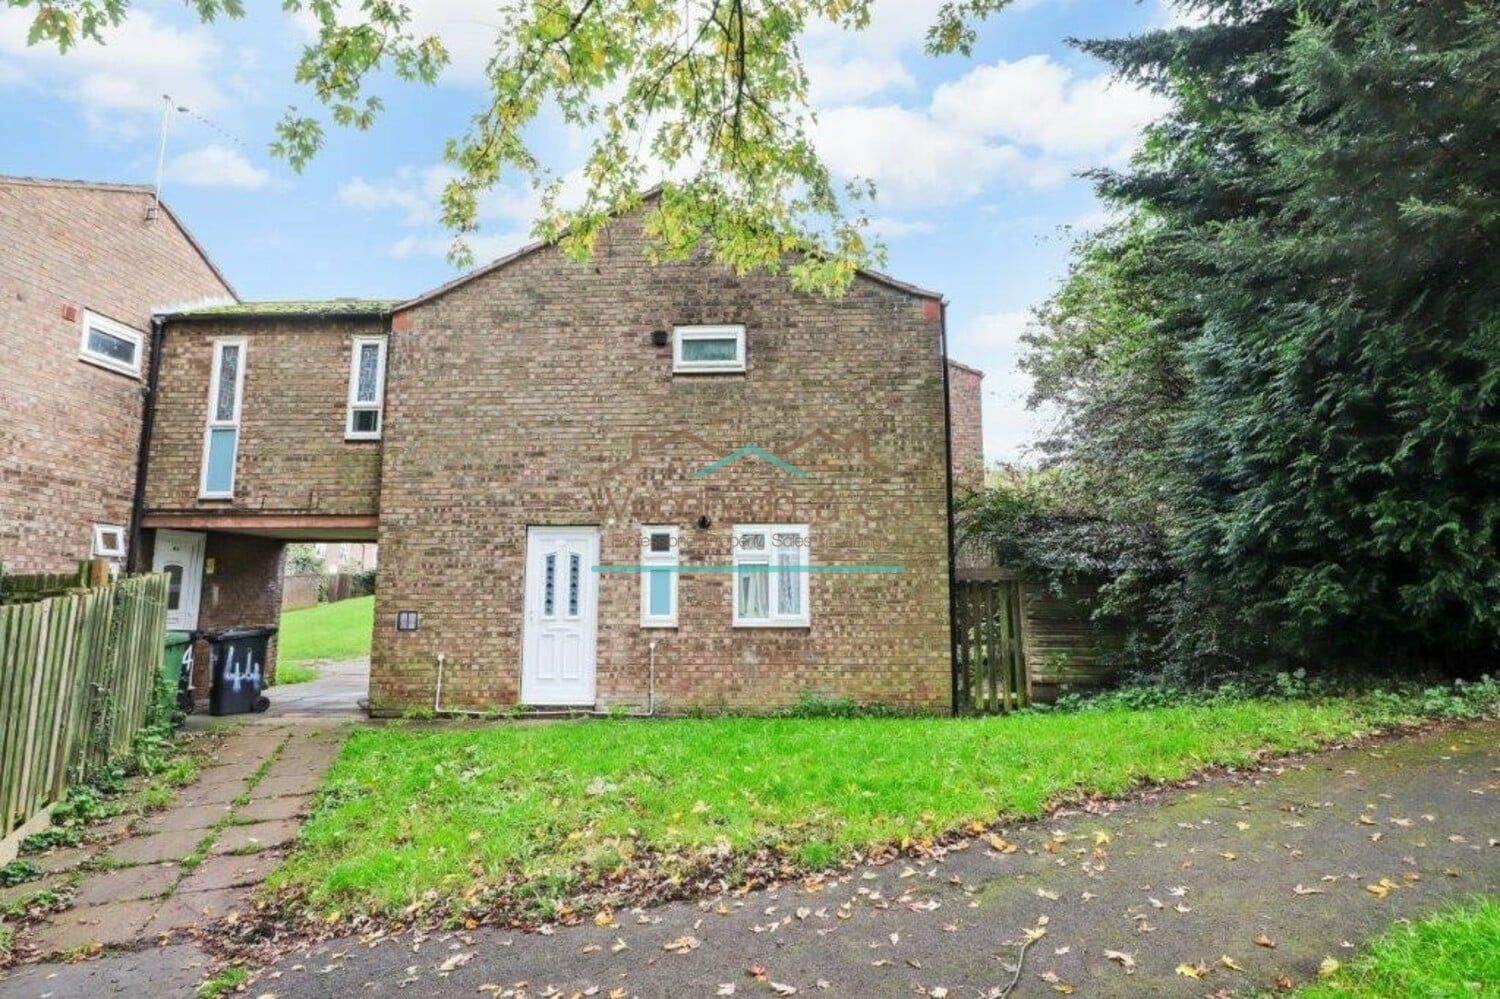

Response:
(0, 174), (154, 193)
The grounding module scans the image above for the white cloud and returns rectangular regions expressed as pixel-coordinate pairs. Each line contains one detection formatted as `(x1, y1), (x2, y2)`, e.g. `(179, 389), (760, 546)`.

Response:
(802, 0), (941, 106)
(866, 216), (936, 239)
(951, 309), (1054, 463)
(931, 55), (1170, 160)
(164, 144), (270, 189)
(813, 105), (1025, 205)
(0, 7), (227, 134)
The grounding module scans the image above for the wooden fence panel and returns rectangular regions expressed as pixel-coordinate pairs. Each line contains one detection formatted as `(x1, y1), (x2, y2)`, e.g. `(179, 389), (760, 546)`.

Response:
(952, 577), (1030, 715)
(0, 574), (168, 838)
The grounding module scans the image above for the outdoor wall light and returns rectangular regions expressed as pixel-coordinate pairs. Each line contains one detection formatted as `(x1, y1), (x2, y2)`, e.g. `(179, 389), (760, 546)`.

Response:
(651, 329), (669, 348)
(396, 611), (420, 632)
(697, 515), (712, 529)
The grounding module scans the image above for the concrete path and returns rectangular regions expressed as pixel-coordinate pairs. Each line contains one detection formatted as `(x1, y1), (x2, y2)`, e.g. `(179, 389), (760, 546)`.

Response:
(0, 722), (343, 964)
(264, 659), (369, 720)
(3, 722), (1496, 997)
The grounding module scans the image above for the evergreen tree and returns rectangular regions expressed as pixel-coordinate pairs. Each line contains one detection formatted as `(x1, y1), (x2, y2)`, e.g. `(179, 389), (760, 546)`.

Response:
(1029, 0), (1500, 670)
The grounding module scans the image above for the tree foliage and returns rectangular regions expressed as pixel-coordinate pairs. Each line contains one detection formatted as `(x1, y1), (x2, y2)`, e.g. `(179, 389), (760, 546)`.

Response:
(1026, 0), (1500, 671)
(9, 0), (1014, 294)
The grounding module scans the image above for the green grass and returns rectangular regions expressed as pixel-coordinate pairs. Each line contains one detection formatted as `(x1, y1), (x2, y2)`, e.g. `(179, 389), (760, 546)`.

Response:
(272, 663), (320, 686)
(270, 698), (1382, 920)
(277, 596), (372, 664)
(1300, 897), (1500, 997)
(197, 964), (249, 998)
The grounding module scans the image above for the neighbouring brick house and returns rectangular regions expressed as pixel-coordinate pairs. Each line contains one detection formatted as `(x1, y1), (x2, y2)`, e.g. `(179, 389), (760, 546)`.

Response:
(9, 177), (986, 713)
(0, 176), (234, 575)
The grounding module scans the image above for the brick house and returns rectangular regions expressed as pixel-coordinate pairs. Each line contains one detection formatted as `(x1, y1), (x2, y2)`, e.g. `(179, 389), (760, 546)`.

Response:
(0, 176), (234, 576)
(7, 177), (984, 713)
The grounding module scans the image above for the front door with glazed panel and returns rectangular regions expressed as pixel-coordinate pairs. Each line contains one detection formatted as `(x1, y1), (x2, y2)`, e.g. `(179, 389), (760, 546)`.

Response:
(521, 526), (599, 705)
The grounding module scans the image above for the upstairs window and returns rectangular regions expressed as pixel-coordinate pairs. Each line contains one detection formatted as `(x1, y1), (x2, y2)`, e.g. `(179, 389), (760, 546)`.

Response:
(733, 524), (810, 627)
(640, 526), (679, 628)
(346, 335), (387, 440)
(78, 310), (143, 377)
(673, 324), (745, 373)
(200, 338), (245, 498)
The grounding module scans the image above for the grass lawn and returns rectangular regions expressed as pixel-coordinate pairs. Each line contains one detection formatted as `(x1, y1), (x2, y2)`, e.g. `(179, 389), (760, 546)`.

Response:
(1299, 897), (1499, 997)
(271, 663), (319, 686)
(277, 595), (373, 664)
(270, 698), (1384, 921)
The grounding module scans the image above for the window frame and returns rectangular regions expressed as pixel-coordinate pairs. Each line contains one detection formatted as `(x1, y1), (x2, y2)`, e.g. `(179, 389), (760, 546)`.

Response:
(672, 324), (746, 374)
(345, 334), (388, 441)
(199, 337), (247, 499)
(78, 310), (144, 378)
(639, 525), (680, 628)
(732, 524), (810, 628)
(91, 523), (127, 559)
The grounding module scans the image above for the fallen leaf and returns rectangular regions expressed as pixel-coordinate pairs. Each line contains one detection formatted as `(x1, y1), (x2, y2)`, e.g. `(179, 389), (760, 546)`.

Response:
(1253, 934), (1276, 949)
(1220, 851), (1238, 861)
(594, 910), (615, 927)
(1174, 962), (1208, 980)
(1319, 957), (1341, 978)
(1293, 884), (1325, 896)
(437, 953), (473, 973)
(716, 986), (736, 996)
(1219, 956), (1245, 972)
(663, 935), (701, 954)
(771, 984), (797, 996)
(1103, 950), (1136, 974)
(1093, 830), (1111, 847)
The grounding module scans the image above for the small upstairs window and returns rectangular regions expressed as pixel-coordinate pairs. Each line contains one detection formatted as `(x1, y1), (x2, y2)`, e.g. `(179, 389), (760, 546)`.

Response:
(346, 335), (387, 440)
(92, 523), (126, 559)
(673, 325), (745, 373)
(79, 310), (143, 377)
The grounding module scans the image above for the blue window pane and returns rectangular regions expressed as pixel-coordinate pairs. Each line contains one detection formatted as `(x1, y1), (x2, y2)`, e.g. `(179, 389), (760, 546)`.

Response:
(204, 428), (237, 493)
(648, 569), (671, 617)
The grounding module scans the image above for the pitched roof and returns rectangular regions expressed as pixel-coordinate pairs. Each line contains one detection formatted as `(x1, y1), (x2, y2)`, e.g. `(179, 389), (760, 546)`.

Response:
(160, 299), (396, 321)
(0, 175), (237, 299)
(393, 188), (943, 312)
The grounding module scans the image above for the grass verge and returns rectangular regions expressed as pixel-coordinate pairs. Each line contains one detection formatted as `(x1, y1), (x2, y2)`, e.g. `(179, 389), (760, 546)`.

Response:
(271, 697), (1391, 922)
(277, 596), (372, 665)
(1298, 897), (1499, 997)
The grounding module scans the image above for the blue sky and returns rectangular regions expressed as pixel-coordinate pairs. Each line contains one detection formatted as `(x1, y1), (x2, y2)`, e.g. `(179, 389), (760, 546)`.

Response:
(1, 0), (1186, 462)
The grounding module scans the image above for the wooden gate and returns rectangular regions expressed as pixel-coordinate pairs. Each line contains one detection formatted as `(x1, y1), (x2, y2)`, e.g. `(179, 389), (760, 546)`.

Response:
(952, 571), (1029, 714)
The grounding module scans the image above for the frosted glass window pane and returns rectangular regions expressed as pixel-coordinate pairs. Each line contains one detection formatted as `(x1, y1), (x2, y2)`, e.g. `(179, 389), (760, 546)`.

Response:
(356, 343), (380, 402)
(204, 428), (237, 493)
(215, 345), (240, 421)
(648, 569), (671, 617)
(543, 554), (556, 617)
(568, 553), (581, 616)
(86, 327), (137, 367)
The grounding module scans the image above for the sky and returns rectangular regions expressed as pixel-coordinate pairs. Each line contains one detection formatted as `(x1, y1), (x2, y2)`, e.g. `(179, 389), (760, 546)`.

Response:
(0, 0), (1189, 464)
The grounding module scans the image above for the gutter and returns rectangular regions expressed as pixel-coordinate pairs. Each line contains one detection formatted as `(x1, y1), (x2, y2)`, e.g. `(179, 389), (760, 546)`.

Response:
(939, 301), (960, 716)
(126, 316), (166, 573)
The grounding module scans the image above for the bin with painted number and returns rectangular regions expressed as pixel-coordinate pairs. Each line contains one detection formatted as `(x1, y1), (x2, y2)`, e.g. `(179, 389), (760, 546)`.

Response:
(205, 626), (275, 715)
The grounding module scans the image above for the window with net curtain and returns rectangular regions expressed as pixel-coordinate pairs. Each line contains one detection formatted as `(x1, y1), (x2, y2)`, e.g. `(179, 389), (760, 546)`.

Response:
(734, 525), (809, 627)
(673, 324), (745, 373)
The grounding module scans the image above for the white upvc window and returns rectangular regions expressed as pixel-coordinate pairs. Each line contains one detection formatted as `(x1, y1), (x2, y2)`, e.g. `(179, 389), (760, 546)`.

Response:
(92, 523), (127, 559)
(78, 310), (143, 377)
(733, 524), (810, 628)
(673, 324), (745, 373)
(640, 525), (680, 628)
(199, 337), (246, 499)
(345, 335), (387, 440)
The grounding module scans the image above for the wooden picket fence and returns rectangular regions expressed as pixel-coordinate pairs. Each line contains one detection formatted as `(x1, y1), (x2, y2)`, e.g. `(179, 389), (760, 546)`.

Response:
(952, 571), (1030, 714)
(0, 574), (168, 839)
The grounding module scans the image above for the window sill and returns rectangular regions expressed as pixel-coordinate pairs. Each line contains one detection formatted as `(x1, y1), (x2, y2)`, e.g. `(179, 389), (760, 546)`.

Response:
(732, 621), (811, 630)
(640, 620), (678, 629)
(79, 352), (142, 379)
(344, 434), (382, 442)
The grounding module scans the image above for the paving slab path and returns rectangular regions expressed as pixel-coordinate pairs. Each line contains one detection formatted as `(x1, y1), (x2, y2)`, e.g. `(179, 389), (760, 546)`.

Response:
(0, 720), (344, 964)
(3, 721), (1496, 998)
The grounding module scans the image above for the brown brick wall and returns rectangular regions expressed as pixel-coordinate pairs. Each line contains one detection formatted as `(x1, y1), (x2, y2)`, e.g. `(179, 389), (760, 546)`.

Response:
(0, 179), (232, 573)
(947, 361), (985, 495)
(371, 211), (953, 714)
(145, 318), (382, 516)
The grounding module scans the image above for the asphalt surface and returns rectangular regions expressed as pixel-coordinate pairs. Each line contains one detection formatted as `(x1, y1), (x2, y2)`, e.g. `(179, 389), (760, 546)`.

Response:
(3, 720), (1496, 997)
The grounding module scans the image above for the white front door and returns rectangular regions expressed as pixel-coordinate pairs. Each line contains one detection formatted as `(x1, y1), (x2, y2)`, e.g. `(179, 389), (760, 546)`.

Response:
(521, 526), (600, 705)
(152, 530), (206, 632)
